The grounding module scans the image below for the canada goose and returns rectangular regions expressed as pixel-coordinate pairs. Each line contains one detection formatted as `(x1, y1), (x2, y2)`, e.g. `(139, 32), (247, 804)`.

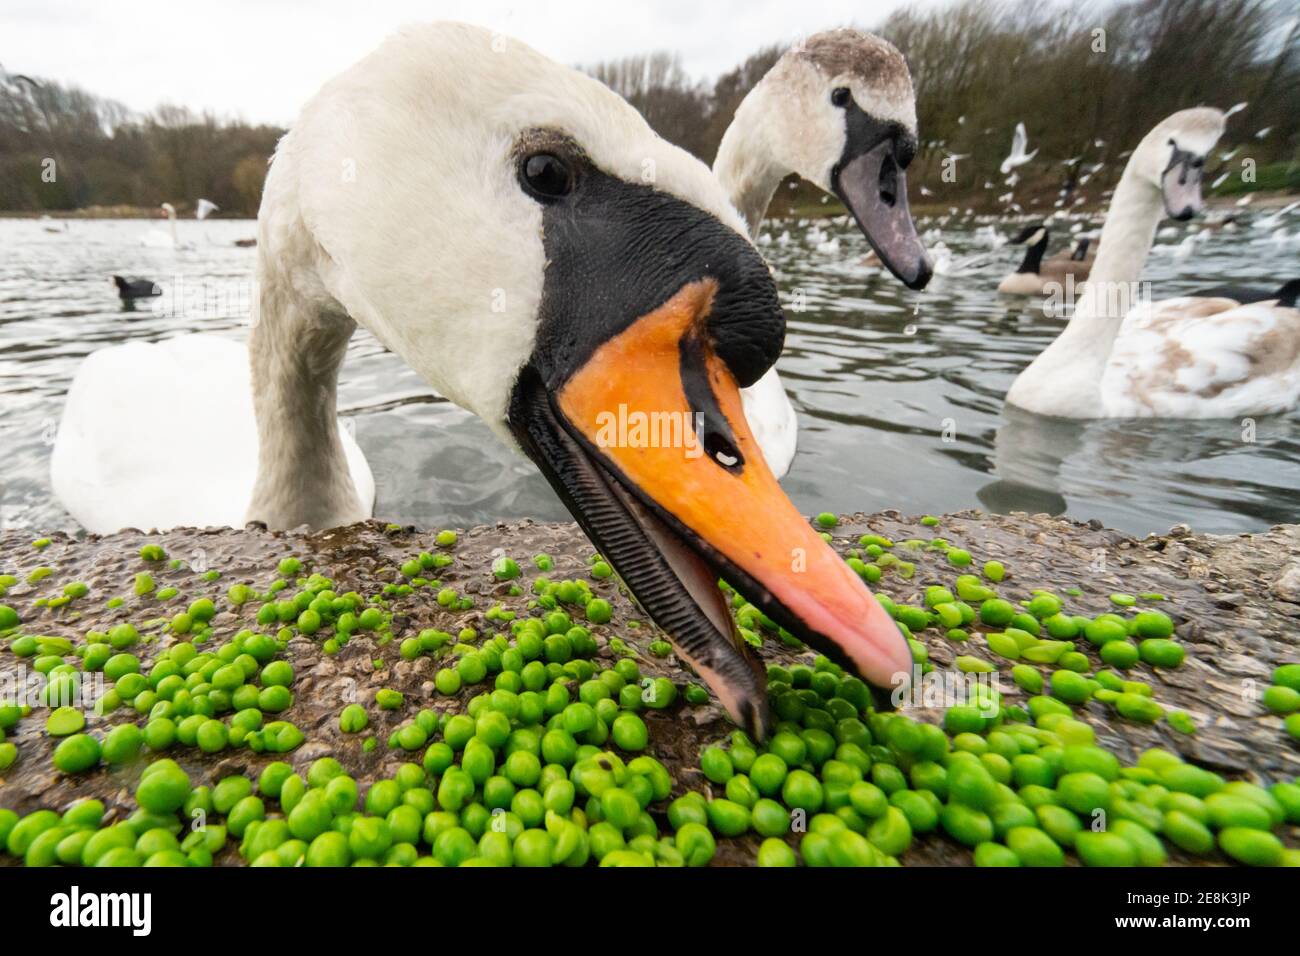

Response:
(997, 223), (1093, 294)
(1006, 107), (1300, 418)
(53, 23), (914, 734)
(712, 28), (931, 476)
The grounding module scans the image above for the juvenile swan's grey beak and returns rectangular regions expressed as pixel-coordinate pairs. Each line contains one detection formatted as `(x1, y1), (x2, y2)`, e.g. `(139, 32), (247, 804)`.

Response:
(835, 140), (932, 289)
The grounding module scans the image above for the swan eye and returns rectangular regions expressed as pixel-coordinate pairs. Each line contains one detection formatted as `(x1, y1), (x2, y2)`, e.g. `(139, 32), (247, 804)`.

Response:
(521, 153), (572, 200)
(831, 87), (852, 108)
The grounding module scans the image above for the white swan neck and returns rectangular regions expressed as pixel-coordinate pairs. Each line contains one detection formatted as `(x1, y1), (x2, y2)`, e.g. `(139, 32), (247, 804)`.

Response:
(246, 255), (364, 530)
(714, 92), (787, 238)
(1007, 162), (1165, 417)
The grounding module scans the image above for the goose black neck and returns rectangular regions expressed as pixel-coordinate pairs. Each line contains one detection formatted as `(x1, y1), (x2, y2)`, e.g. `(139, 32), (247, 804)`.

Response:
(1018, 232), (1048, 274)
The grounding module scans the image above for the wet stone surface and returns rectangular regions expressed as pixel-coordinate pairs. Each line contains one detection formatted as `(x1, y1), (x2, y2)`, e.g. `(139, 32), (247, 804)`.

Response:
(1, 510), (1297, 866)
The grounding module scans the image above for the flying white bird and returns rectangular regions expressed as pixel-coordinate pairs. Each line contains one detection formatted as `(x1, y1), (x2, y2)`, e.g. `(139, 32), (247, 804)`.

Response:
(1255, 127), (1273, 139)
(1257, 200), (1300, 229)
(1224, 102), (1248, 119)
(195, 199), (219, 220)
(1000, 123), (1038, 174)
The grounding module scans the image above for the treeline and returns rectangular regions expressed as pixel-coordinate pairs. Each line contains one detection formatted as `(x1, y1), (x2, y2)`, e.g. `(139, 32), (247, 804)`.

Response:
(588, 0), (1299, 212)
(2, 0), (1296, 216)
(0, 80), (281, 215)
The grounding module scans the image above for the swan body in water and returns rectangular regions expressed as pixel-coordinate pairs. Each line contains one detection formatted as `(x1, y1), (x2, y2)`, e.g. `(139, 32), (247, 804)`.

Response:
(1006, 108), (1300, 419)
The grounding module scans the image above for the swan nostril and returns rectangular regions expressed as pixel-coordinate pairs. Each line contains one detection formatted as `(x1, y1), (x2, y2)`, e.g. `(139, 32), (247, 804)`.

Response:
(878, 153), (899, 208)
(704, 431), (743, 472)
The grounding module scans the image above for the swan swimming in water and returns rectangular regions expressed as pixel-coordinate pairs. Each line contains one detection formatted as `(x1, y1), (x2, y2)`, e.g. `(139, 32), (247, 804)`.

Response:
(53, 22), (913, 735)
(712, 29), (932, 476)
(138, 202), (194, 250)
(1006, 107), (1300, 419)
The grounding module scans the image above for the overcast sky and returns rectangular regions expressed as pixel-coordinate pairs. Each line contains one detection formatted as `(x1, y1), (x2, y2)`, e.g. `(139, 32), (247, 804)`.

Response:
(5, 0), (927, 125)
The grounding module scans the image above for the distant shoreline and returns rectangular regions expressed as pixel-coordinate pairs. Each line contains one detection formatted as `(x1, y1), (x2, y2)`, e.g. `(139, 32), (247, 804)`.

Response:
(3, 189), (1295, 222)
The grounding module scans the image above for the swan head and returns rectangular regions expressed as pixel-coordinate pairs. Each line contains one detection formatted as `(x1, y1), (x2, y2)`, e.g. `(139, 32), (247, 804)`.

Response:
(265, 22), (913, 736)
(1136, 108), (1225, 221)
(745, 29), (931, 288)
(1009, 223), (1048, 248)
(160, 202), (176, 219)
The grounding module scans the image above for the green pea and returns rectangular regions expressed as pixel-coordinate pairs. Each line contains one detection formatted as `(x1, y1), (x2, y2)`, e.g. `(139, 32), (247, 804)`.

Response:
(973, 841), (1020, 867)
(1111, 820), (1166, 866)
(1033, 804), (1080, 848)
(305, 830), (351, 866)
(890, 790), (939, 833)
(1206, 793), (1273, 830)
(585, 599), (612, 625)
(6, 810), (60, 856)
(1049, 670), (1092, 705)
(1163, 810), (1215, 855)
(611, 713), (648, 751)
(195, 719), (228, 753)
(756, 837), (797, 867)
(45, 705), (84, 737)
(506, 828), (554, 867)
(699, 746), (733, 784)
(1218, 827), (1283, 867)
(940, 802), (994, 846)
(1099, 640), (1139, 669)
(227, 795), (265, 838)
(210, 775), (252, 815)
(1006, 826), (1064, 867)
(52, 733), (101, 774)
(1158, 763), (1224, 798)
(1074, 830), (1136, 867)
(1138, 639), (1184, 668)
(947, 760), (998, 810)
(1272, 782), (1300, 824)
(1262, 685), (1300, 715)
(675, 822), (715, 867)
(866, 805), (912, 856)
(1011, 665), (1044, 695)
(705, 798), (750, 837)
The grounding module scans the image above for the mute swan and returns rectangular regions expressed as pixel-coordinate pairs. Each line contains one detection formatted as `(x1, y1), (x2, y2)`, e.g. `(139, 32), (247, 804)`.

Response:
(713, 29), (932, 477)
(57, 23), (913, 735)
(997, 223), (1093, 295)
(53, 334), (374, 532)
(139, 202), (180, 248)
(1006, 107), (1300, 419)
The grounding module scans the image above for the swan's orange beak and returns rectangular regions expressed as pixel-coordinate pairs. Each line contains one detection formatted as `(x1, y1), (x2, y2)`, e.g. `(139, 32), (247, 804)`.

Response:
(543, 281), (914, 724)
(508, 168), (910, 738)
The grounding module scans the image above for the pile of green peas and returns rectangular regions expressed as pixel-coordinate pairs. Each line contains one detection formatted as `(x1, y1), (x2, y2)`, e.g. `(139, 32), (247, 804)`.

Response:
(681, 656), (1299, 867)
(4, 518), (1298, 868)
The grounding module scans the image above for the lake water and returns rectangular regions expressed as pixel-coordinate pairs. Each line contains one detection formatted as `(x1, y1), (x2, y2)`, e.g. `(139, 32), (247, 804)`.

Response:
(1, 212), (1297, 537)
